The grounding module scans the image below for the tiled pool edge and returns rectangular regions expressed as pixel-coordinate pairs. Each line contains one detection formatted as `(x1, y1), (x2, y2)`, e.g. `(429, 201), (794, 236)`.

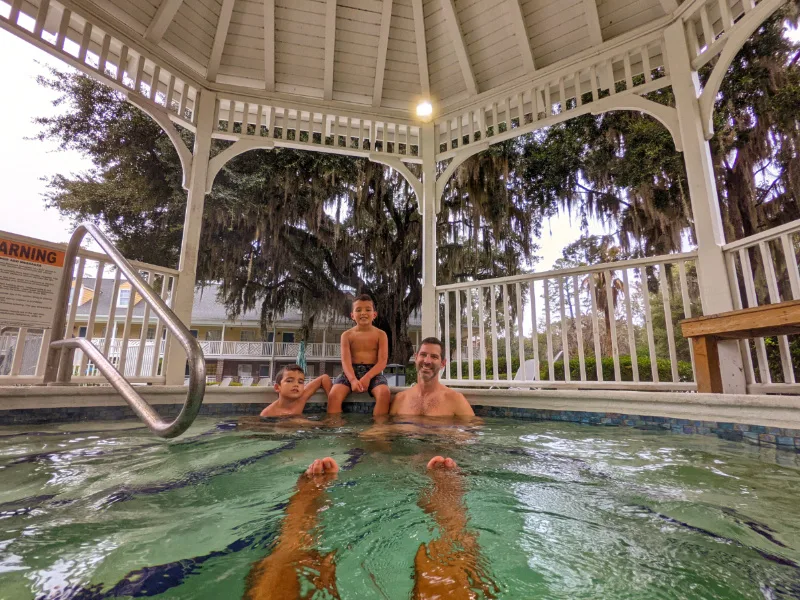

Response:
(3, 386), (800, 450)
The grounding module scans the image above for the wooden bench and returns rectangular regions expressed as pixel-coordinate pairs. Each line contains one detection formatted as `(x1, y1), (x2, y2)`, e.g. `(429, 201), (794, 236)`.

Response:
(680, 300), (800, 393)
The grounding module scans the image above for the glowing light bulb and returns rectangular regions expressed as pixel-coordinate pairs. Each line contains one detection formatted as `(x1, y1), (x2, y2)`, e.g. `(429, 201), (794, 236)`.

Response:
(416, 101), (433, 119)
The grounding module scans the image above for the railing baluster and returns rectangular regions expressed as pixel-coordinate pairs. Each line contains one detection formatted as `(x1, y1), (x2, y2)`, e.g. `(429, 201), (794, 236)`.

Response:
(700, 6), (714, 49)
(150, 273), (171, 377)
(544, 279), (554, 380)
(621, 268), (639, 382)
(478, 286), (487, 380)
(725, 251), (756, 384)
(558, 278), (570, 381)
(80, 260), (105, 376)
(739, 247), (771, 383)
(573, 274), (586, 380)
(9, 327), (28, 377)
(34, 0), (50, 37)
(467, 287), (474, 380)
(530, 279), (540, 380)
(455, 289), (462, 380)
(503, 284), (513, 380)
(657, 264), (679, 382)
(781, 233), (800, 300)
(444, 290), (451, 381)
(759, 241), (794, 383)
(117, 279), (137, 377)
(588, 274), (603, 380)
(516, 282), (525, 379)
(490, 284), (500, 379)
(677, 260), (696, 376)
(56, 8), (71, 51)
(134, 271), (156, 377)
(640, 266), (659, 382)
(605, 270), (621, 381)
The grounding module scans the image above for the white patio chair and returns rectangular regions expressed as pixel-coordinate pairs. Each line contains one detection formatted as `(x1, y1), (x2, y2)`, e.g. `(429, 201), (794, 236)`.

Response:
(220, 377), (233, 387)
(240, 376), (254, 386)
(257, 377), (272, 387)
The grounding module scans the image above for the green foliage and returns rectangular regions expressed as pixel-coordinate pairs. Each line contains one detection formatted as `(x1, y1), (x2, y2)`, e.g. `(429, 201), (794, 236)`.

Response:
(447, 353), (693, 383)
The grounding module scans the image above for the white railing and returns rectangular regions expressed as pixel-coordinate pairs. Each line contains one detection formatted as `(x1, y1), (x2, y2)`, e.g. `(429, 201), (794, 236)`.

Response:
(0, 230), (180, 385)
(682, 0), (764, 69)
(723, 219), (800, 393)
(198, 341), (342, 358)
(436, 252), (700, 390)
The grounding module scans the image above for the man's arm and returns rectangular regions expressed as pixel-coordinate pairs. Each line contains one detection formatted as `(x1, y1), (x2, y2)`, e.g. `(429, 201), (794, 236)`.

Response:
(451, 390), (475, 417)
(340, 331), (363, 392)
(360, 330), (389, 385)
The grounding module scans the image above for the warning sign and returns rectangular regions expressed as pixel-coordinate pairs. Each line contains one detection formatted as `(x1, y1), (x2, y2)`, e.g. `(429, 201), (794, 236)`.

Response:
(0, 237), (65, 329)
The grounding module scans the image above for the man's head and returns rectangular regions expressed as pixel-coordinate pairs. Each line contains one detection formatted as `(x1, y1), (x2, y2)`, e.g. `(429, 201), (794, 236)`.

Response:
(351, 294), (377, 327)
(415, 337), (445, 382)
(273, 364), (305, 400)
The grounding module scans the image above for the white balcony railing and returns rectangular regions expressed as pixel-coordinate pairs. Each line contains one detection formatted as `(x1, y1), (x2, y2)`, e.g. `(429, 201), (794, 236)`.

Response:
(722, 219), (800, 393)
(436, 252), (701, 390)
(198, 340), (342, 358)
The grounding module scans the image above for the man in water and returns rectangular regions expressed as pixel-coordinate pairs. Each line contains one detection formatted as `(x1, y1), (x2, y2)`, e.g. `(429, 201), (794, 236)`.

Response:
(391, 337), (475, 417)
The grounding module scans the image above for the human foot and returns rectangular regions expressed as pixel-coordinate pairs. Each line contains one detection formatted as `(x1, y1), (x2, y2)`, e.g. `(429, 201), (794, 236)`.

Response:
(306, 457), (340, 475)
(427, 456), (457, 470)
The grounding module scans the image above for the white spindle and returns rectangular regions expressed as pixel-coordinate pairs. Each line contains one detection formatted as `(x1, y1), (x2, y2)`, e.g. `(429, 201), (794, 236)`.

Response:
(478, 286), (487, 380)
(9, 327), (27, 377)
(604, 271), (621, 381)
(491, 102), (498, 134)
(134, 55), (145, 93)
(588, 274), (603, 380)
(686, 19), (701, 59)
(165, 75), (176, 112)
(117, 281), (137, 377)
(103, 270), (122, 356)
(759, 241), (794, 383)
(544, 279), (554, 380)
(589, 66), (597, 101)
(623, 52), (633, 89)
(516, 282), (525, 376)
(65, 257), (86, 340)
(621, 269), (639, 382)
(134, 271), (155, 377)
(116, 45), (128, 83)
(677, 260), (696, 372)
(640, 266), (659, 381)
(658, 264), (679, 382)
(80, 260), (105, 375)
(34, 0), (50, 37)
(574, 72), (583, 106)
(150, 274), (171, 377)
(726, 252), (756, 384)
(490, 285), (499, 379)
(455, 289), (462, 380)
(543, 87), (551, 117)
(700, 6), (714, 48)
(56, 8), (71, 50)
(558, 278), (570, 381)
(718, 0), (734, 30)
(503, 284), (512, 380)
(558, 78), (567, 112)
(442, 291), (450, 380)
(467, 287), (474, 380)
(267, 105), (275, 138)
(641, 45), (652, 82)
(573, 274), (586, 380)
(781, 234), (800, 299)
(178, 81), (188, 118)
(530, 280), (539, 380)
(740, 247), (771, 383)
(8, 0), (22, 24)
(227, 100), (235, 133)
(149, 65), (161, 102)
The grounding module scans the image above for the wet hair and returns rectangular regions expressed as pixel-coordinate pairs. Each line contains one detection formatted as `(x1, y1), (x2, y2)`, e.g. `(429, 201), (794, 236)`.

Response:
(352, 294), (375, 310)
(418, 337), (444, 354)
(274, 364), (305, 385)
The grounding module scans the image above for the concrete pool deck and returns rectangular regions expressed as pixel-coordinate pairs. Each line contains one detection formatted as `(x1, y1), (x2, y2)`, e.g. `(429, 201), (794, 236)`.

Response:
(3, 386), (800, 449)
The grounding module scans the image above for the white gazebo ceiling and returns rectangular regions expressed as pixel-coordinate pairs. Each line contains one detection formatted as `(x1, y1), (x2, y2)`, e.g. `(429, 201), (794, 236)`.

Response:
(26, 0), (677, 113)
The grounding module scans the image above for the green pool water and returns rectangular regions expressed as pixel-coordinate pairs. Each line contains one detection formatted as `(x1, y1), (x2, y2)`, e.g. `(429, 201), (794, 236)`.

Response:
(2, 415), (800, 599)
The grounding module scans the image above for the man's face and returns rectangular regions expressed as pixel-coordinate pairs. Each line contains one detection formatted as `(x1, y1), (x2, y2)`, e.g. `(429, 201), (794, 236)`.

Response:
(274, 370), (305, 400)
(351, 301), (376, 326)
(415, 343), (444, 382)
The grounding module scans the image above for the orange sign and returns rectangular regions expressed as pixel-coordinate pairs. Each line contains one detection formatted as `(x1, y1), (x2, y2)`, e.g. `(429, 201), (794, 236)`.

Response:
(0, 238), (65, 267)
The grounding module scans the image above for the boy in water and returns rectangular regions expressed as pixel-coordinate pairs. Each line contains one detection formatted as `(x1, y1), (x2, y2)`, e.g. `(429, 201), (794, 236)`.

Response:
(260, 364), (332, 417)
(328, 294), (391, 415)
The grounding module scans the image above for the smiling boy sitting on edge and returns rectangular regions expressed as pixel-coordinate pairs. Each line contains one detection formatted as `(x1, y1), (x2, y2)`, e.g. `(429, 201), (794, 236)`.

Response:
(260, 364), (332, 417)
(328, 294), (390, 415)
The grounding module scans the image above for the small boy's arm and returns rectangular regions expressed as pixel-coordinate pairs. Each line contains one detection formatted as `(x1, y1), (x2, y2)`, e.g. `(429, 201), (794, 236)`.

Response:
(362, 331), (389, 382)
(341, 334), (363, 391)
(299, 374), (331, 402)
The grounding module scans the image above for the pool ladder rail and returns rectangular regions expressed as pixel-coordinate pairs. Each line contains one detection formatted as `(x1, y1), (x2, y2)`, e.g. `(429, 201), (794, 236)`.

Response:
(43, 223), (206, 439)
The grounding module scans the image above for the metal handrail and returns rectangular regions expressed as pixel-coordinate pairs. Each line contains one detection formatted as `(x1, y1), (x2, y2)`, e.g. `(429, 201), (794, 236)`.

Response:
(44, 222), (206, 438)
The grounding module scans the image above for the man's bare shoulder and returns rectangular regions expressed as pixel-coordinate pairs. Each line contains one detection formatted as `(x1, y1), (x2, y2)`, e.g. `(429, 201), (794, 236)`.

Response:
(443, 387), (474, 415)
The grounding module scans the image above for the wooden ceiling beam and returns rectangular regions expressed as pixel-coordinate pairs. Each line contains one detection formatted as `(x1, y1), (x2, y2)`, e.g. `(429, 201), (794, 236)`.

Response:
(206, 0), (236, 81)
(323, 0), (337, 101)
(506, 0), (535, 73)
(145, 0), (184, 44)
(410, 0), (430, 97)
(583, 0), (604, 45)
(372, 0), (394, 107)
(264, 0), (275, 91)
(440, 0), (477, 96)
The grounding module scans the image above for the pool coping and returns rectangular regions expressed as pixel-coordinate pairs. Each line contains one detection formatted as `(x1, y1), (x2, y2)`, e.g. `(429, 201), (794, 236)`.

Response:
(2, 385), (800, 449)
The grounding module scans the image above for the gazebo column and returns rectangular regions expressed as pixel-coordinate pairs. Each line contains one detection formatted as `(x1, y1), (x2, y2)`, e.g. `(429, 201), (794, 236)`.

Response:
(420, 122), (438, 338)
(164, 90), (216, 385)
(664, 22), (746, 394)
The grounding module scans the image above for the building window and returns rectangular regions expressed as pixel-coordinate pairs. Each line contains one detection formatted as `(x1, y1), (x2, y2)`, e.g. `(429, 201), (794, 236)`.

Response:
(259, 365), (270, 377)
(240, 330), (256, 342)
(78, 326), (87, 337)
(282, 332), (295, 343)
(238, 364), (252, 378)
(267, 332), (274, 342)
(118, 289), (131, 307)
(206, 330), (222, 341)
(189, 329), (198, 338)
(147, 327), (156, 340)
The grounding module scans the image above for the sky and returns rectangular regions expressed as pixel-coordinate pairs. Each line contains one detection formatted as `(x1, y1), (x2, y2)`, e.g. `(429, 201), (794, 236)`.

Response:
(0, 27), (607, 272)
